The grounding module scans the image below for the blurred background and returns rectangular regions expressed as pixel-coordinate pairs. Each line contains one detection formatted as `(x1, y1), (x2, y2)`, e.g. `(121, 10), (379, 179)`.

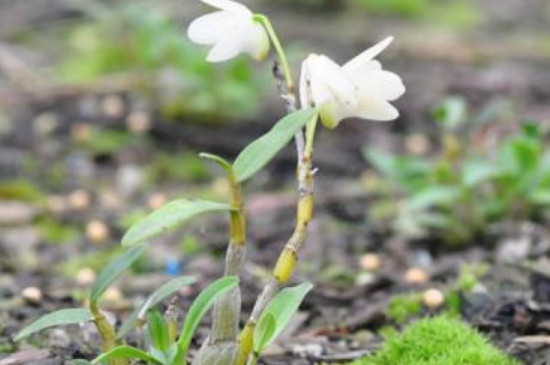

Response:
(1, 0), (550, 362)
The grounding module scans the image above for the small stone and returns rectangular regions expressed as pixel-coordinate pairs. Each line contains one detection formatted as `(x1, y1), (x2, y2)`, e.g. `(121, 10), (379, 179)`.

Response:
(76, 267), (97, 286)
(405, 133), (431, 155)
(103, 287), (123, 302)
(360, 253), (381, 271)
(0, 201), (38, 225)
(22, 286), (43, 304)
(405, 267), (429, 284)
(147, 193), (168, 210)
(126, 111), (151, 134)
(68, 189), (91, 211)
(32, 112), (58, 136)
(423, 288), (445, 309)
(86, 220), (109, 243)
(71, 122), (92, 142)
(116, 164), (144, 198)
(102, 95), (125, 118)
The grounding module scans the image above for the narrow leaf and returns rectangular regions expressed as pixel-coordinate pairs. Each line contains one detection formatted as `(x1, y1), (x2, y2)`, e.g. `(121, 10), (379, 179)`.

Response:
(14, 308), (92, 341)
(175, 276), (239, 361)
(253, 282), (313, 354)
(253, 313), (276, 354)
(122, 199), (231, 247)
(90, 245), (146, 302)
(233, 108), (318, 182)
(147, 311), (170, 352)
(117, 276), (196, 339)
(91, 346), (162, 365)
(199, 153), (233, 175)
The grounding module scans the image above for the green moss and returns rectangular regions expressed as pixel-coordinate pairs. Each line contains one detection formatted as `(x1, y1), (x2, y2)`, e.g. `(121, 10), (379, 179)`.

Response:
(353, 316), (519, 365)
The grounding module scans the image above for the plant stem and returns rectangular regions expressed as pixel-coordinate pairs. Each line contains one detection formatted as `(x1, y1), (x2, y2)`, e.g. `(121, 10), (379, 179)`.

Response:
(210, 169), (247, 343)
(238, 15), (318, 364)
(253, 14), (294, 94)
(90, 301), (126, 365)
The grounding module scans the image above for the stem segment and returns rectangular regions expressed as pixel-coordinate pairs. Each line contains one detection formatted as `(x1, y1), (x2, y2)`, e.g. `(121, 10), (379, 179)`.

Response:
(210, 168), (247, 343)
(90, 301), (125, 365)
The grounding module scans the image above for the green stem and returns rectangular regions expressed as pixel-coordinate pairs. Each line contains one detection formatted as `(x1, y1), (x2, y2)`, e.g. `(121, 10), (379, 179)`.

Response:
(90, 301), (126, 365)
(253, 14), (294, 93)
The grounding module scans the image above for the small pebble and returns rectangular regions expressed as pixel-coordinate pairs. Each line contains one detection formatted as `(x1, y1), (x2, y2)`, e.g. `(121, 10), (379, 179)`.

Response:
(405, 133), (431, 155)
(126, 111), (151, 134)
(86, 220), (109, 243)
(22, 286), (43, 304)
(103, 287), (123, 302)
(360, 253), (381, 271)
(102, 95), (125, 118)
(68, 189), (91, 211)
(148, 193), (168, 210)
(76, 267), (97, 286)
(423, 288), (445, 309)
(405, 267), (429, 284)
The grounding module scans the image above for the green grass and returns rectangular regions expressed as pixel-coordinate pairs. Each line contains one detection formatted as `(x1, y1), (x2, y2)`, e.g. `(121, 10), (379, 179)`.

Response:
(353, 316), (519, 365)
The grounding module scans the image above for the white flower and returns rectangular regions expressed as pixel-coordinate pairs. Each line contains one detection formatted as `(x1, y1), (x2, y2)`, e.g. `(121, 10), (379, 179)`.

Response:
(187, 0), (270, 63)
(299, 37), (405, 129)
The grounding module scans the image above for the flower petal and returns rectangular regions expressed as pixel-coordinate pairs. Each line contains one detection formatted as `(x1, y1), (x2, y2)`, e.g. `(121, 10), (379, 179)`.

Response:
(308, 55), (357, 108)
(343, 36), (394, 74)
(299, 57), (312, 108)
(187, 11), (238, 45)
(206, 32), (245, 62)
(349, 64), (406, 101)
(200, 0), (251, 16)
(238, 21), (270, 60)
(356, 92), (400, 121)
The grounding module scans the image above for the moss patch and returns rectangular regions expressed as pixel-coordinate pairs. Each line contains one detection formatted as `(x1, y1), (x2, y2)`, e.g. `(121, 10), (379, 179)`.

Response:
(353, 316), (519, 365)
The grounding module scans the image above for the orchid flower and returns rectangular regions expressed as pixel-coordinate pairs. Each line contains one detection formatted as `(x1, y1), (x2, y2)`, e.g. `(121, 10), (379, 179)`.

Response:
(300, 37), (405, 129)
(187, 0), (270, 63)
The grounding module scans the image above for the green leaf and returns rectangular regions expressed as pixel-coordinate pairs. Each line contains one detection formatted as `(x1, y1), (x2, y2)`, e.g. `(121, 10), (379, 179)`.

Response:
(117, 276), (196, 339)
(199, 152), (233, 175)
(90, 245), (146, 302)
(147, 311), (170, 352)
(233, 108), (318, 182)
(407, 186), (462, 211)
(253, 282), (313, 354)
(175, 276), (239, 362)
(122, 199), (231, 247)
(462, 160), (501, 187)
(254, 313), (276, 354)
(14, 308), (93, 341)
(91, 346), (162, 365)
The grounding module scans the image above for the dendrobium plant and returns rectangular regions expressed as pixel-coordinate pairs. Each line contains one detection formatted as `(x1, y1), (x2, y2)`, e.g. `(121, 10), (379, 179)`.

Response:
(15, 1), (404, 365)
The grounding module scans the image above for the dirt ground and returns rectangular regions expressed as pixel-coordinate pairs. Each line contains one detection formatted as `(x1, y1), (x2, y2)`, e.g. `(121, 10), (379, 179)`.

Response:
(1, 0), (550, 364)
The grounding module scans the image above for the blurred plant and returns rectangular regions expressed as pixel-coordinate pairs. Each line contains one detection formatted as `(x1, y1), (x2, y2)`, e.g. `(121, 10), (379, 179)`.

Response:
(0, 179), (46, 203)
(387, 293), (423, 323)
(57, 1), (264, 120)
(356, 0), (481, 28)
(16, 0), (405, 364)
(353, 316), (519, 365)
(365, 97), (550, 246)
